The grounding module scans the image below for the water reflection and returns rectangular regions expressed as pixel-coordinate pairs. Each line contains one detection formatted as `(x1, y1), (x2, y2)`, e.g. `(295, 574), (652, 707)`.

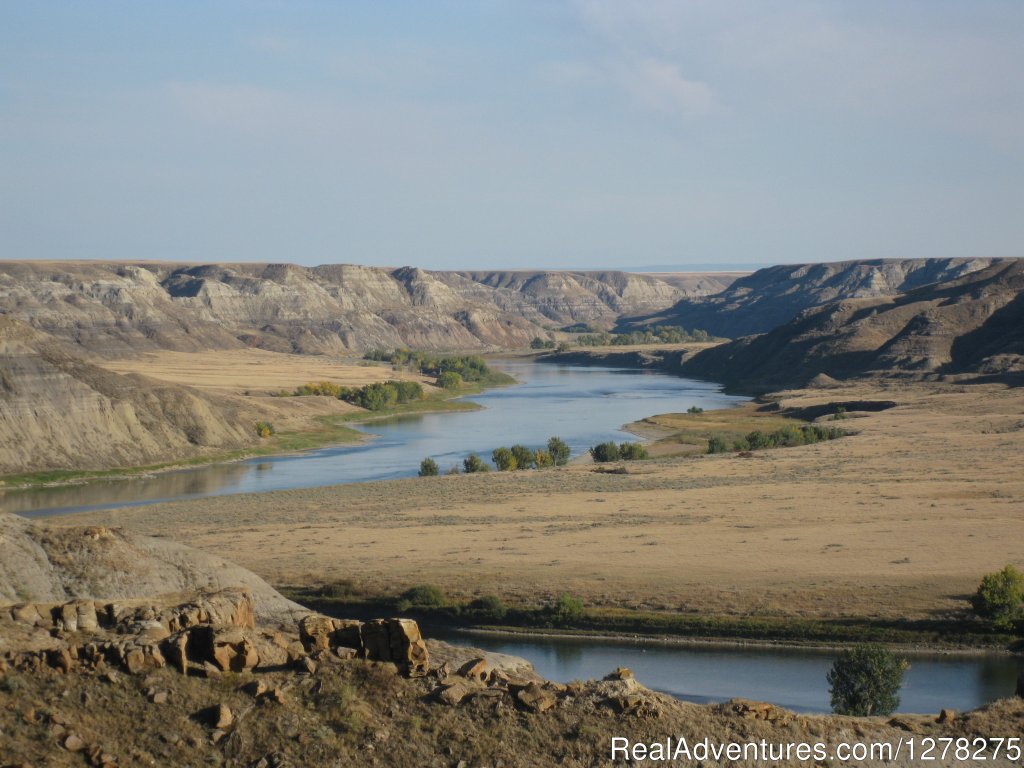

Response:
(3, 361), (748, 517)
(430, 630), (1021, 714)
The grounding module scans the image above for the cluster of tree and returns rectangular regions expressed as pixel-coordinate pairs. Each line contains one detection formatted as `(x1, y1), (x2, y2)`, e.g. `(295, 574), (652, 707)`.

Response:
(290, 379), (425, 411)
(253, 421), (275, 438)
(589, 441), (649, 462)
(574, 325), (711, 347)
(708, 424), (847, 454)
(418, 437), (571, 476)
(364, 349), (493, 382)
(529, 337), (557, 350)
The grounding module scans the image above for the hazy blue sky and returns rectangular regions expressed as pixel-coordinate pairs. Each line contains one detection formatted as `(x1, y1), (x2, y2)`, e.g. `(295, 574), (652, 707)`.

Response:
(2, 2), (1022, 270)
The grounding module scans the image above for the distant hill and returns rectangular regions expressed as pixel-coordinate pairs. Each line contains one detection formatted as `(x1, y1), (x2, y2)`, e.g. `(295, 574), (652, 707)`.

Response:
(622, 258), (1000, 338)
(682, 259), (1024, 390)
(0, 262), (731, 356)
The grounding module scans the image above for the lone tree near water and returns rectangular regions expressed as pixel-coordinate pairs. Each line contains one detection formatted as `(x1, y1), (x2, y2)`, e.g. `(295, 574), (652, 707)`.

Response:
(827, 645), (907, 716)
(971, 565), (1024, 630)
(418, 457), (439, 477)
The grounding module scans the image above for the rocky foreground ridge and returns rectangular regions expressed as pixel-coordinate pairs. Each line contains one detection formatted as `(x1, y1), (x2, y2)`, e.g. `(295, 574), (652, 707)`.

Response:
(2, 547), (1021, 766)
(0, 262), (726, 356)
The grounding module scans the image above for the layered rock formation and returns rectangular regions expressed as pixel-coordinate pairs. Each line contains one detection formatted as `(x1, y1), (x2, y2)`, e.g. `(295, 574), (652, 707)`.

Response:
(682, 259), (1024, 390)
(0, 261), (722, 356)
(624, 257), (1001, 338)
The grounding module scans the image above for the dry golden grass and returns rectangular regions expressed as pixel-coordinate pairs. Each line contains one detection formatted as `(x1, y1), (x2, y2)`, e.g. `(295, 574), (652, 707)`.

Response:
(54, 380), (1024, 623)
(99, 348), (432, 394)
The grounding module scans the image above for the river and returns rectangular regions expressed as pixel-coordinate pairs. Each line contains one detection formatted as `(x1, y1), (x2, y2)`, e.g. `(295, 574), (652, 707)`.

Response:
(4, 360), (745, 517)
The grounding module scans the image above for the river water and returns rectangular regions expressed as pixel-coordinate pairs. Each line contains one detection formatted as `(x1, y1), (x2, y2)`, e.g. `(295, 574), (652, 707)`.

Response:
(4, 360), (745, 517)
(5, 360), (1019, 713)
(431, 629), (1021, 714)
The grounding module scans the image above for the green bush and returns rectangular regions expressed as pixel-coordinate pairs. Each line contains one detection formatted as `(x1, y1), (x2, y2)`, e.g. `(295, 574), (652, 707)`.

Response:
(534, 449), (554, 468)
(687, 405), (704, 414)
(491, 447), (517, 471)
(397, 584), (447, 612)
(707, 436), (730, 454)
(547, 436), (571, 466)
(589, 441), (620, 463)
(971, 565), (1024, 630)
(463, 453), (489, 473)
(254, 421), (275, 438)
(437, 371), (463, 390)
(827, 645), (907, 716)
(468, 594), (508, 621)
(618, 442), (649, 460)
(510, 444), (535, 470)
(551, 594), (585, 623)
(418, 457), (439, 477)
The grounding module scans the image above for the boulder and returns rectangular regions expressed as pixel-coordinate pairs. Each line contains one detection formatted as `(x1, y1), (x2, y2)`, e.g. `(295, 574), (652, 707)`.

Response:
(516, 682), (557, 713)
(299, 615), (337, 652)
(436, 679), (476, 706)
(9, 603), (45, 626)
(458, 658), (490, 684)
(190, 627), (259, 672)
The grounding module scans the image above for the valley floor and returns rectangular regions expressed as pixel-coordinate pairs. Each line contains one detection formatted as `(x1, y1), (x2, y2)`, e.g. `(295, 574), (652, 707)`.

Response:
(48, 379), (1024, 628)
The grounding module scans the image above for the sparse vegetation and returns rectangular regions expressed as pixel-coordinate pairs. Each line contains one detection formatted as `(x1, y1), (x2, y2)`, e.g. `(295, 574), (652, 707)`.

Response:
(708, 424), (847, 453)
(830, 406), (848, 421)
(363, 349), (514, 387)
(418, 457), (439, 477)
(827, 645), (907, 716)
(707, 435), (730, 454)
(573, 325), (711, 347)
(971, 565), (1024, 631)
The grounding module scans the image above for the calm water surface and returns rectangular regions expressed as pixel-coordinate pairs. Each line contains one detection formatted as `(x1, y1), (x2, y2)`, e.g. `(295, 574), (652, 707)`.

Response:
(431, 630), (1022, 714)
(4, 361), (745, 517)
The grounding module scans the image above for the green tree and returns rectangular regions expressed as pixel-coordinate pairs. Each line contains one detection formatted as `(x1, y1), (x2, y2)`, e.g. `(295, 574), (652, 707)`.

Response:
(396, 584), (446, 612)
(437, 371), (463, 390)
(463, 453), (489, 473)
(468, 594), (507, 621)
(491, 446), (517, 471)
(589, 441), (620, 462)
(534, 449), (554, 468)
(547, 436), (570, 466)
(827, 645), (907, 716)
(418, 457), (439, 477)
(254, 421), (275, 438)
(971, 565), (1024, 630)
(510, 444), (535, 470)
(687, 405), (704, 414)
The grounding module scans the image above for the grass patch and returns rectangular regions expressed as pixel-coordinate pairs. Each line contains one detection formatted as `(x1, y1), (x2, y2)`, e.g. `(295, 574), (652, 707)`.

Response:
(283, 585), (1019, 651)
(634, 404), (813, 457)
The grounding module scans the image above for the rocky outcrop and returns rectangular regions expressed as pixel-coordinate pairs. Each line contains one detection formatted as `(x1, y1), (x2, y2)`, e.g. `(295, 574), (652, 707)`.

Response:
(0, 514), (305, 626)
(0, 261), (717, 356)
(682, 260), (1024, 390)
(297, 613), (429, 677)
(623, 258), (1001, 338)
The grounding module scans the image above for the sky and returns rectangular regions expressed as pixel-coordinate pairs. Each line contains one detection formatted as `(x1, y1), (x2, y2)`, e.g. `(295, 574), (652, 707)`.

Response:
(1, 1), (1022, 271)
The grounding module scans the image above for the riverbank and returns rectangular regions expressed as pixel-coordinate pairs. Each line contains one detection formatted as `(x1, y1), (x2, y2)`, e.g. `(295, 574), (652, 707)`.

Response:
(0, 376), (508, 492)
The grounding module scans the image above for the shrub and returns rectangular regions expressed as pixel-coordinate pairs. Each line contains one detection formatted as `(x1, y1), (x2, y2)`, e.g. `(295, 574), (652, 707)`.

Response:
(707, 436), (730, 454)
(830, 406), (848, 421)
(510, 444), (535, 470)
(463, 453), (489, 473)
(552, 594), (585, 623)
(418, 457), (439, 477)
(589, 441), (620, 463)
(468, 594), (508, 621)
(547, 436), (571, 466)
(437, 371), (463, 390)
(445, 465), (461, 475)
(397, 584), (446, 612)
(827, 645), (907, 716)
(491, 447), (517, 471)
(687, 406), (704, 414)
(618, 442), (649, 460)
(534, 449), (554, 468)
(971, 565), (1024, 630)
(254, 421), (275, 438)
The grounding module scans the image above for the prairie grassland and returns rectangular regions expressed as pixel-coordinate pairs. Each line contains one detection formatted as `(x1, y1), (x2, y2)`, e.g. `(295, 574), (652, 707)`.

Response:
(99, 347), (432, 393)
(52, 380), (1024, 624)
